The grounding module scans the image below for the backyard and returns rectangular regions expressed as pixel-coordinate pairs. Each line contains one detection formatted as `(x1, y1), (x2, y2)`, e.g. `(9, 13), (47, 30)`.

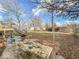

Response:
(0, 0), (79, 59)
(27, 32), (79, 59)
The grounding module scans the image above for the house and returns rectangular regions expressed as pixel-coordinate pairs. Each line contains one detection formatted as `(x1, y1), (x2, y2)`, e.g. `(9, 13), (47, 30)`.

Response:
(0, 21), (14, 40)
(44, 23), (57, 31)
(58, 25), (73, 33)
(0, 21), (14, 47)
(28, 17), (42, 31)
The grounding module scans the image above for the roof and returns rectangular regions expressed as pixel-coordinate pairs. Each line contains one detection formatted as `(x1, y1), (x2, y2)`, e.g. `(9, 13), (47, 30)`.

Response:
(0, 28), (14, 31)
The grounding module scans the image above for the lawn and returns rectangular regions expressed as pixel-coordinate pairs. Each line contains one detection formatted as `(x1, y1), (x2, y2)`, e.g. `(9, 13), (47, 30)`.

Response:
(27, 32), (79, 59)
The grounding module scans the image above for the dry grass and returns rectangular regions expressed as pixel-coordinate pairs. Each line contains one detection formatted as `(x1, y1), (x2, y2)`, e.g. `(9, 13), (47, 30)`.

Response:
(27, 32), (79, 59)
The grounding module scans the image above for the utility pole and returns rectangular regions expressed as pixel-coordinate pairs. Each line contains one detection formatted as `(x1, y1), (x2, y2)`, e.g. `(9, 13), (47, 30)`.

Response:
(51, 0), (56, 59)
(51, 11), (55, 43)
(51, 11), (56, 59)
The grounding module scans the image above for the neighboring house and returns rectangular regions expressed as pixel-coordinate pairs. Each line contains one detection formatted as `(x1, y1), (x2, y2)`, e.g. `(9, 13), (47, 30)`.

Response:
(32, 17), (42, 31)
(58, 25), (73, 33)
(28, 17), (42, 31)
(52, 23), (57, 31)
(0, 21), (14, 47)
(44, 23), (57, 31)
(30, 27), (34, 31)
(0, 21), (14, 38)
(68, 23), (79, 33)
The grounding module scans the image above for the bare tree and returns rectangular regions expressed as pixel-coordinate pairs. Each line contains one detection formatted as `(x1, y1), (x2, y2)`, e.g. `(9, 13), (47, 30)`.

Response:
(0, 0), (27, 37)
(31, 0), (79, 35)
(30, 0), (79, 58)
(57, 0), (79, 19)
(31, 0), (63, 58)
(66, 21), (79, 35)
(0, 0), (25, 29)
(32, 16), (42, 30)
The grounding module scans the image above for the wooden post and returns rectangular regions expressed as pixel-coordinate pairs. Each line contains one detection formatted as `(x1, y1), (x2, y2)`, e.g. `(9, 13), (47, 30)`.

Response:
(3, 29), (6, 41)
(3, 29), (6, 46)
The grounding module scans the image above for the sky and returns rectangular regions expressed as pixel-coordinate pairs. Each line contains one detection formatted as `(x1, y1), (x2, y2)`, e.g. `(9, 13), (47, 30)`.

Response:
(18, 0), (69, 26)
(0, 0), (78, 26)
(17, 0), (53, 24)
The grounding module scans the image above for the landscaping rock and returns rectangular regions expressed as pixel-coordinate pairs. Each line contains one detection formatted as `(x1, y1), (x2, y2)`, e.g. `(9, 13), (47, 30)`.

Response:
(19, 42), (53, 59)
(0, 42), (53, 59)
(0, 42), (65, 59)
